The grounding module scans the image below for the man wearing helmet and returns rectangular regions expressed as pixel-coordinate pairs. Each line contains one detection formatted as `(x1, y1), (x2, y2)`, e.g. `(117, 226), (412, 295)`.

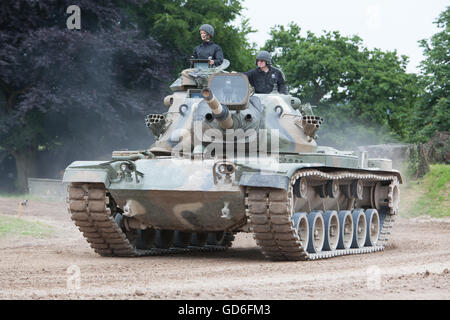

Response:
(245, 51), (287, 94)
(192, 24), (224, 67)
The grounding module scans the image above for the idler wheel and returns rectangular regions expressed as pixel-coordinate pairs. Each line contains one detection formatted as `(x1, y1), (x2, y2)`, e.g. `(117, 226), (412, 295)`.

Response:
(291, 212), (309, 249)
(323, 210), (340, 251)
(293, 177), (308, 199)
(306, 211), (325, 254)
(351, 209), (367, 248)
(364, 209), (380, 246)
(389, 180), (400, 214)
(337, 210), (353, 249)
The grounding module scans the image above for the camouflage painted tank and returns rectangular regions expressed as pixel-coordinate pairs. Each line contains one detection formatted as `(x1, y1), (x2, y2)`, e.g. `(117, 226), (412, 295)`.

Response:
(63, 59), (401, 260)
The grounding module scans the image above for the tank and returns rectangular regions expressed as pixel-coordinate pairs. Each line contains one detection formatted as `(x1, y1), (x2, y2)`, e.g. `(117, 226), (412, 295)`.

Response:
(63, 59), (401, 260)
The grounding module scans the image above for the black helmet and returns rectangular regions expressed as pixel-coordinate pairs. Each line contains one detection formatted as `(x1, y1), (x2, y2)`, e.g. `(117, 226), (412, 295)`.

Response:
(199, 24), (214, 37)
(256, 51), (271, 66)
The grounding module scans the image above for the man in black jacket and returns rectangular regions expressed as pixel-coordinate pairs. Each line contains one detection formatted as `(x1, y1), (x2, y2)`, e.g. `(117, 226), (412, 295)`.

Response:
(245, 51), (287, 94)
(192, 24), (224, 67)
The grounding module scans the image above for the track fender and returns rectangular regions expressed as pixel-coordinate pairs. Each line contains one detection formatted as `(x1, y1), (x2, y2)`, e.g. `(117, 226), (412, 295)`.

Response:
(63, 161), (113, 187)
(238, 162), (402, 190)
(238, 173), (290, 190)
(238, 163), (320, 190)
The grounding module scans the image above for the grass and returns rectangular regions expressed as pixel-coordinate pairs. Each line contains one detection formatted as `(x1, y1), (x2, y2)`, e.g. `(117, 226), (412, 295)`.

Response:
(406, 164), (450, 218)
(0, 215), (54, 238)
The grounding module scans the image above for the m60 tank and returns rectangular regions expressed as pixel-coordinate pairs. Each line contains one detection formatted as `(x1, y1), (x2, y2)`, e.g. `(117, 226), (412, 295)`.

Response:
(63, 59), (401, 261)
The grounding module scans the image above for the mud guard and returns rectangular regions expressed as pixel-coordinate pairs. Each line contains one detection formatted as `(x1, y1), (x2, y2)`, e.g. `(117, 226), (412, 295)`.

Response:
(62, 161), (113, 187)
(239, 173), (289, 190)
(238, 163), (323, 191)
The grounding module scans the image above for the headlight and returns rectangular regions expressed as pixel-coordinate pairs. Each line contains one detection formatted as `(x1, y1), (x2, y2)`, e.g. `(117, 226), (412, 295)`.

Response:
(120, 163), (128, 172)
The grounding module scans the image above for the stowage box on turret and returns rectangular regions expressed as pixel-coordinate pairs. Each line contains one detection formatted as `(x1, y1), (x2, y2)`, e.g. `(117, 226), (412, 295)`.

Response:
(63, 59), (401, 260)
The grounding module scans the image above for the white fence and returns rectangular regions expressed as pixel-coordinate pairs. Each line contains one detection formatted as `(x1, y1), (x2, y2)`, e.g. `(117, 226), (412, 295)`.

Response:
(28, 178), (68, 201)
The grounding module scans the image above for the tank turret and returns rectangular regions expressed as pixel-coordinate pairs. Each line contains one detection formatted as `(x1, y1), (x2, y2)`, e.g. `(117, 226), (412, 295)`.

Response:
(149, 65), (317, 156)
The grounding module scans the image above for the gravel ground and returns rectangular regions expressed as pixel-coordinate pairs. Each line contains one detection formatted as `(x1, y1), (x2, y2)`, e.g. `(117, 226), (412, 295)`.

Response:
(0, 196), (449, 300)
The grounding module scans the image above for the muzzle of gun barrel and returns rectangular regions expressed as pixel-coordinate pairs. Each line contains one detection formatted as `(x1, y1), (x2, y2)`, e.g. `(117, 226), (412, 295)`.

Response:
(201, 88), (234, 129)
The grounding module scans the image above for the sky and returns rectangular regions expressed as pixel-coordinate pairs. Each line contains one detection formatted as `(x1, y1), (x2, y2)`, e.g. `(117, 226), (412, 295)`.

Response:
(238, 0), (449, 73)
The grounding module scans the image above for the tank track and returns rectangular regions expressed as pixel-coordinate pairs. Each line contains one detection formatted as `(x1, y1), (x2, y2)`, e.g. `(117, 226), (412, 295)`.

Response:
(246, 169), (398, 261)
(68, 183), (234, 257)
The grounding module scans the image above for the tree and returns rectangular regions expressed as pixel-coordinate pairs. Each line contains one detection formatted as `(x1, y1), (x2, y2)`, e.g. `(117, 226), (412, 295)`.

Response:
(0, 0), (173, 192)
(265, 25), (365, 106)
(411, 6), (450, 142)
(120, 0), (257, 73)
(264, 23), (419, 148)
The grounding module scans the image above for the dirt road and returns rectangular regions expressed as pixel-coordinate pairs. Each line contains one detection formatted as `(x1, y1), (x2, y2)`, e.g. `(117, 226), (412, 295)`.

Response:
(0, 195), (449, 300)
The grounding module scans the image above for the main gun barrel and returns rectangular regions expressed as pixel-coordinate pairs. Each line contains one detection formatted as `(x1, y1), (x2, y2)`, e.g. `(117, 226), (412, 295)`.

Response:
(201, 88), (233, 129)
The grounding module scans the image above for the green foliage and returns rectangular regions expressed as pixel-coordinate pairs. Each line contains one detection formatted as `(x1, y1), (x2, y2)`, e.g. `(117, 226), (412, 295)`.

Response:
(0, 110), (48, 154)
(264, 23), (419, 146)
(0, 215), (53, 237)
(121, 0), (257, 73)
(0, 1), (177, 192)
(265, 25), (365, 105)
(410, 7), (450, 142)
(407, 164), (450, 218)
